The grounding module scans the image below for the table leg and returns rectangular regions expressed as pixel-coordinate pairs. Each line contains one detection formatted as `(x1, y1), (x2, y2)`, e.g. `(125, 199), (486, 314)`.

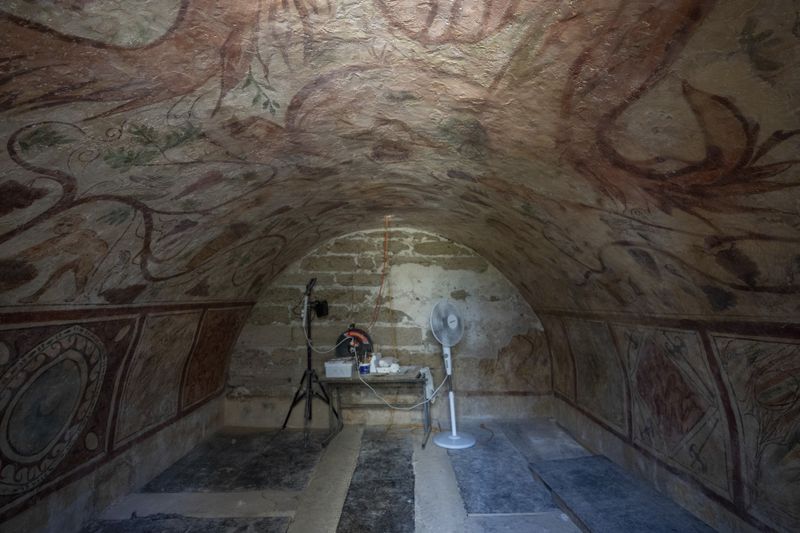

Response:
(335, 386), (344, 432)
(328, 386), (336, 434)
(422, 384), (431, 449)
(323, 385), (343, 446)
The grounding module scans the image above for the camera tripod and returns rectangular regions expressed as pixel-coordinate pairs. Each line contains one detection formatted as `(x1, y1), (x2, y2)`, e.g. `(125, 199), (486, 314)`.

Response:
(281, 278), (340, 444)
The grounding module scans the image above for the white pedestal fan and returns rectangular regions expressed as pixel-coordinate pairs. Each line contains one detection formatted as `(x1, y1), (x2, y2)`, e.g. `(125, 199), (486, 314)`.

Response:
(430, 299), (476, 450)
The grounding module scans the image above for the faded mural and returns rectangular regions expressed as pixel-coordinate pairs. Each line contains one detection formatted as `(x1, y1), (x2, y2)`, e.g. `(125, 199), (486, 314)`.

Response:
(0, 317), (136, 515)
(548, 312), (800, 532)
(563, 318), (627, 432)
(0, 0), (799, 529)
(0, 0), (797, 314)
(614, 325), (732, 499)
(715, 335), (800, 532)
(0, 304), (250, 521)
(114, 311), (201, 446)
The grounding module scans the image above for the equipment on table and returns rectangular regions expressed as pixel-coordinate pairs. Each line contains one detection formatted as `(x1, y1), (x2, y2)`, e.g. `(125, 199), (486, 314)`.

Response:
(335, 325), (373, 360)
(324, 358), (354, 378)
(430, 299), (475, 450)
(375, 355), (401, 374)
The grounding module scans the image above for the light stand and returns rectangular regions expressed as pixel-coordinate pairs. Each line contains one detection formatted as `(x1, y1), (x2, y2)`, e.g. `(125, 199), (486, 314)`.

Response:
(281, 278), (339, 444)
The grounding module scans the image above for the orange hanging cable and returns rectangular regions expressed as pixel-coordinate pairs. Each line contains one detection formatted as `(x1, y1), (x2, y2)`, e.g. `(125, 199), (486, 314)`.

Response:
(367, 215), (391, 330)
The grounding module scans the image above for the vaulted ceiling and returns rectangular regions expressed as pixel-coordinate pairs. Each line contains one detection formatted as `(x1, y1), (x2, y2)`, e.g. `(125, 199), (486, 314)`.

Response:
(1, 0), (799, 317)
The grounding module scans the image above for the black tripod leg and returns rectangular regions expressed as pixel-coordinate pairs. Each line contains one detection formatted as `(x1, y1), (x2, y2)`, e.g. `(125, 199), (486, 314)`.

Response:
(312, 389), (339, 421)
(305, 369), (313, 422)
(310, 371), (340, 422)
(282, 370), (309, 428)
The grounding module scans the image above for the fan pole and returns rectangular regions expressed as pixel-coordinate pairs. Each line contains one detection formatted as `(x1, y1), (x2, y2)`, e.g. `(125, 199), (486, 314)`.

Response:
(443, 346), (458, 437)
(434, 345), (476, 449)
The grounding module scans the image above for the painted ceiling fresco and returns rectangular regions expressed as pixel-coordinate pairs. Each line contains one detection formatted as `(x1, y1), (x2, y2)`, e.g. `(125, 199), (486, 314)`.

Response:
(1, 0), (799, 316)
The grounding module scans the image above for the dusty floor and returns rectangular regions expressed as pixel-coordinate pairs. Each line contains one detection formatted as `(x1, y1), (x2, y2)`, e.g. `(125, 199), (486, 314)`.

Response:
(87, 419), (585, 532)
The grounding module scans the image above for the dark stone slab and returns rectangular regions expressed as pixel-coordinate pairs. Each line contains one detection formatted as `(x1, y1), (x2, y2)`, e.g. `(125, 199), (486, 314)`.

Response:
(447, 427), (556, 515)
(81, 513), (289, 533)
(498, 419), (591, 463)
(337, 429), (414, 533)
(143, 430), (324, 493)
(530, 455), (715, 533)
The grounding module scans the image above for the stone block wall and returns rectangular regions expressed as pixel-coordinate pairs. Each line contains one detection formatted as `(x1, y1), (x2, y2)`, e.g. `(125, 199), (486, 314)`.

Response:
(227, 227), (551, 428)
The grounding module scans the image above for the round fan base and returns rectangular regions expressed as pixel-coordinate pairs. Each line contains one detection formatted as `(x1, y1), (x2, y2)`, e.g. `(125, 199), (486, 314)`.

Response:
(433, 432), (476, 450)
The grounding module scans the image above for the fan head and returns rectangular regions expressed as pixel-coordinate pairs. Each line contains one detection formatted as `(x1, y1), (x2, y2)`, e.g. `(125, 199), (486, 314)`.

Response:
(430, 300), (464, 347)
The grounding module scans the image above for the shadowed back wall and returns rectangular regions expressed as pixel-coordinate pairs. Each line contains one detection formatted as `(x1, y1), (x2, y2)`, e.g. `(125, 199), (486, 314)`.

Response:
(227, 227), (550, 428)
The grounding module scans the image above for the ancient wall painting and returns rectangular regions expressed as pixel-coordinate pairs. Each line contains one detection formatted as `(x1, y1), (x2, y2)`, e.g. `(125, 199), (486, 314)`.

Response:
(181, 306), (251, 410)
(0, 0), (798, 317)
(2, 0), (182, 47)
(562, 318), (626, 432)
(0, 317), (136, 517)
(612, 324), (732, 498)
(114, 311), (202, 447)
(468, 332), (550, 394)
(715, 335), (800, 532)
(540, 315), (575, 400)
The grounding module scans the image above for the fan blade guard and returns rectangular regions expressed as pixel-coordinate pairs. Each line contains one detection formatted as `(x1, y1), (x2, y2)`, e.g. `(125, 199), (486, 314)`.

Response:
(430, 299), (464, 347)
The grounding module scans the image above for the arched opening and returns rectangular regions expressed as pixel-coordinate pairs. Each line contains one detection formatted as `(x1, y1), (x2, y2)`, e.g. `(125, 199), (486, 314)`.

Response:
(227, 226), (551, 428)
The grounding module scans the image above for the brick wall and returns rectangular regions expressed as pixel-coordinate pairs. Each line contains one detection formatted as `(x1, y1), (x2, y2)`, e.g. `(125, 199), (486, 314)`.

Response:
(227, 228), (551, 428)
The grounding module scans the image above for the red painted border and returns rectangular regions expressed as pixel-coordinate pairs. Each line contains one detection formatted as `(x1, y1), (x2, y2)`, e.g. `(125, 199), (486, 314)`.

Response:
(0, 300), (253, 523)
(541, 307), (800, 533)
(554, 393), (774, 532)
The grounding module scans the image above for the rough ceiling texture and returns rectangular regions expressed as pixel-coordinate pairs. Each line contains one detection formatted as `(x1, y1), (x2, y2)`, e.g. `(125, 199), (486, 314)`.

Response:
(1, 2), (800, 530)
(1, 0), (797, 315)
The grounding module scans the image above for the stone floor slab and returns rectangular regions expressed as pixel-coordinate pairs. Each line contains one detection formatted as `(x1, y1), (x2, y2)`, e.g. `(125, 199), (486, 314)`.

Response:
(336, 429), (415, 533)
(82, 513), (289, 533)
(530, 455), (715, 533)
(143, 429), (324, 493)
(447, 423), (557, 515)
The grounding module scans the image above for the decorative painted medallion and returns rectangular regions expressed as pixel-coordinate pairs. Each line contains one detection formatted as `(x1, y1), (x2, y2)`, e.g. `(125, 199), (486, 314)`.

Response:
(0, 326), (106, 495)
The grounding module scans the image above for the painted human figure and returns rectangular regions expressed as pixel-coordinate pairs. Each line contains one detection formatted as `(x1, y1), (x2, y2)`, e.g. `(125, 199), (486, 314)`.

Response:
(14, 214), (109, 303)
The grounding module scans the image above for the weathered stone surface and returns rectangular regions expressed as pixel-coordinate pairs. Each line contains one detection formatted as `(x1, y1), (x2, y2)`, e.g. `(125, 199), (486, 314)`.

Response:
(366, 326), (424, 347)
(249, 306), (292, 325)
(313, 287), (373, 305)
(335, 272), (384, 287)
(259, 287), (303, 305)
(413, 241), (473, 256)
(301, 256), (357, 273)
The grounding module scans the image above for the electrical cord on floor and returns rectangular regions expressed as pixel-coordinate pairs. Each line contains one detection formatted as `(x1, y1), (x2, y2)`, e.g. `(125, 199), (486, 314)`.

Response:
(478, 423), (495, 444)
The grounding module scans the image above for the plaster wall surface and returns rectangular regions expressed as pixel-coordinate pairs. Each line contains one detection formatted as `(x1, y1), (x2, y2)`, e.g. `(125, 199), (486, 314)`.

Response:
(0, 397), (222, 533)
(227, 227), (551, 428)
